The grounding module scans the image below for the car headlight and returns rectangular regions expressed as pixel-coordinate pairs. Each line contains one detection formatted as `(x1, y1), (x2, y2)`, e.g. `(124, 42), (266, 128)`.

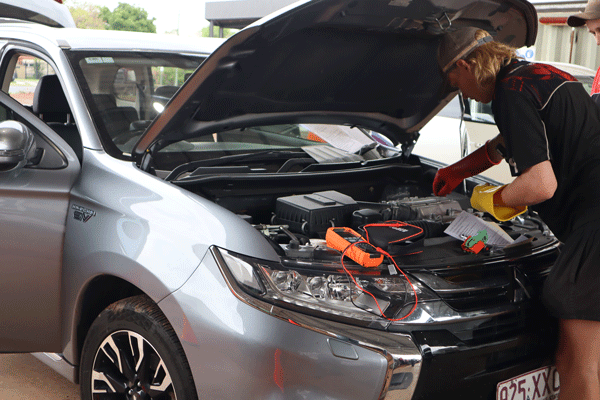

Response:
(214, 248), (439, 324)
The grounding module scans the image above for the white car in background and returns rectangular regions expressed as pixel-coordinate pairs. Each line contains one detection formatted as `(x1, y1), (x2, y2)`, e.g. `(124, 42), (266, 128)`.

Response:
(416, 61), (595, 184)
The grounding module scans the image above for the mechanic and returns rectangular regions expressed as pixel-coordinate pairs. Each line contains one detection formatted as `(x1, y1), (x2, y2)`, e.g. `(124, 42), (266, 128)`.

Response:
(433, 26), (600, 400)
(568, 0), (600, 102)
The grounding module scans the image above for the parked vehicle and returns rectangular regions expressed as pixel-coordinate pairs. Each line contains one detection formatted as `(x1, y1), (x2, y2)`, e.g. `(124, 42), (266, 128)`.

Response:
(0, 1), (560, 399)
(417, 61), (595, 184)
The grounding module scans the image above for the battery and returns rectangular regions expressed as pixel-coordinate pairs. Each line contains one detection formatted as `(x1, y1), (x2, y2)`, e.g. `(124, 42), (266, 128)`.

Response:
(274, 190), (359, 236)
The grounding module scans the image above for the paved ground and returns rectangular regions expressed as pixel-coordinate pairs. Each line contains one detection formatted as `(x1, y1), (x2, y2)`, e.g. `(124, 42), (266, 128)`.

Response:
(0, 354), (79, 399)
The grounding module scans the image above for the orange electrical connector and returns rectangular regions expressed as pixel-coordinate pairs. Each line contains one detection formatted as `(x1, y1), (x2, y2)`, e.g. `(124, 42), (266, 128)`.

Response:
(326, 227), (384, 268)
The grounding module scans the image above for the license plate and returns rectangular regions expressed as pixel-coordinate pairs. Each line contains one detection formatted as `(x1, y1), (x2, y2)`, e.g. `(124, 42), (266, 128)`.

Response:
(497, 365), (560, 400)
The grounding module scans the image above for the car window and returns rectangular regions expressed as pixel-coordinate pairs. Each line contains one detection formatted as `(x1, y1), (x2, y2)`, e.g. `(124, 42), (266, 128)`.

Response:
(0, 97), (71, 169)
(436, 96), (463, 119)
(148, 123), (389, 174)
(7, 55), (55, 107)
(158, 123), (369, 154)
(159, 124), (328, 153)
(0, 51), (84, 162)
(575, 74), (594, 94)
(0, 100), (15, 121)
(150, 66), (196, 114)
(66, 50), (205, 157)
(113, 67), (137, 104)
(468, 99), (495, 123)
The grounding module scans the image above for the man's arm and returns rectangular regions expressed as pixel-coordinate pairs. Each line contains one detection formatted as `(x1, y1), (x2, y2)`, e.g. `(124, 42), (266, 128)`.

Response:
(432, 133), (503, 196)
(495, 160), (557, 206)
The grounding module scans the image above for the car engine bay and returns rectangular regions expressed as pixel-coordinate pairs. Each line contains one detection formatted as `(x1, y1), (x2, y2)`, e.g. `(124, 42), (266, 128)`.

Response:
(170, 157), (556, 269)
(262, 189), (552, 265)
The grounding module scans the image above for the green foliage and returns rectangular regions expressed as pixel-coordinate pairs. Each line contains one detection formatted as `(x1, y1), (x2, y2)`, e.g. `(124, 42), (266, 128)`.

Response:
(161, 68), (180, 86)
(33, 60), (44, 79)
(200, 26), (238, 38)
(100, 2), (156, 33)
(153, 67), (196, 86)
(65, 1), (106, 29)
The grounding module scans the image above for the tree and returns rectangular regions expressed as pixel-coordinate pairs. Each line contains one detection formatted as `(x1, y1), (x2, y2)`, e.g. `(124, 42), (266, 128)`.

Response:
(200, 26), (238, 38)
(100, 3), (156, 33)
(66, 1), (106, 30)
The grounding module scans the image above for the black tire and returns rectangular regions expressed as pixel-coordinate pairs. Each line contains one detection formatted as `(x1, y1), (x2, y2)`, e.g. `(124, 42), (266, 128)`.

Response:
(80, 295), (198, 400)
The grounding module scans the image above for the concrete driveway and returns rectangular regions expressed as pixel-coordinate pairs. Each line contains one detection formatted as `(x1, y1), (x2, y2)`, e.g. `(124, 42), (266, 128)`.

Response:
(0, 354), (79, 399)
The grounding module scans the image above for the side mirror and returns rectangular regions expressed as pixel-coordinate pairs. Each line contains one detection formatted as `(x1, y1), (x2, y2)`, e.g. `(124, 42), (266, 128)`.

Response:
(0, 121), (36, 171)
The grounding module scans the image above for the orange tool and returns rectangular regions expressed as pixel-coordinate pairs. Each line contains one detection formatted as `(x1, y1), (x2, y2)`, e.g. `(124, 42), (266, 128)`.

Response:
(326, 227), (384, 268)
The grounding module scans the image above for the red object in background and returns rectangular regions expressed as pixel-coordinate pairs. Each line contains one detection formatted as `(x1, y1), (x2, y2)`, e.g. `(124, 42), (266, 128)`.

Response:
(54, 0), (63, 4)
(306, 131), (326, 143)
(592, 68), (600, 95)
(539, 17), (567, 25)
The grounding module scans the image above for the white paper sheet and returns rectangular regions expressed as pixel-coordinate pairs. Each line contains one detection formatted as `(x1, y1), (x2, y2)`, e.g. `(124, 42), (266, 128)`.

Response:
(300, 124), (374, 154)
(444, 211), (514, 247)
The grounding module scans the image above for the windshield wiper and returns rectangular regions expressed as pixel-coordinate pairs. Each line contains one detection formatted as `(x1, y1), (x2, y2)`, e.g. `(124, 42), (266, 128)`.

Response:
(165, 150), (309, 181)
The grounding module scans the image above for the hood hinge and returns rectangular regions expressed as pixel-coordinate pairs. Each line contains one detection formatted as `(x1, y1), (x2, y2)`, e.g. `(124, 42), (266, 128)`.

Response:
(400, 134), (418, 161)
(138, 143), (157, 175)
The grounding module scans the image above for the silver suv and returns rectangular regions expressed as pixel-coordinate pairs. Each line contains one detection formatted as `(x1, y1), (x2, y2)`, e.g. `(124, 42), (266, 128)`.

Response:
(0, 1), (560, 400)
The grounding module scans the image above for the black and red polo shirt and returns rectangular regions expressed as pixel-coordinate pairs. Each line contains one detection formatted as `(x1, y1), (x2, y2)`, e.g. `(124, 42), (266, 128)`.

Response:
(492, 59), (600, 240)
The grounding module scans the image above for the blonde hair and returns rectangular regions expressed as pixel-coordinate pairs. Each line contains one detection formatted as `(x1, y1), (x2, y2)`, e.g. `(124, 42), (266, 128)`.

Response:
(464, 29), (518, 87)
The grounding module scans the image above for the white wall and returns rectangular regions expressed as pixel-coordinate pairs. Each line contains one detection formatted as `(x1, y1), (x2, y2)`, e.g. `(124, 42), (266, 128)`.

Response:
(535, 20), (600, 69)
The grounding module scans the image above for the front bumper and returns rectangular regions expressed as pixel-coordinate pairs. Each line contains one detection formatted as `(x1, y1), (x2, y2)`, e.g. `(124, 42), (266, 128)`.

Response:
(159, 247), (556, 400)
(409, 312), (557, 400)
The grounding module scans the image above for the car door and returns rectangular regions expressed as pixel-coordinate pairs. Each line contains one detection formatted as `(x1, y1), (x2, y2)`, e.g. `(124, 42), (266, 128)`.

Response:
(0, 90), (80, 352)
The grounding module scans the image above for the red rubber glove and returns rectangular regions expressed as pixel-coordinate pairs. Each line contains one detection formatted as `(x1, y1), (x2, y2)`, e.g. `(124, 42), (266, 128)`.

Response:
(433, 141), (501, 196)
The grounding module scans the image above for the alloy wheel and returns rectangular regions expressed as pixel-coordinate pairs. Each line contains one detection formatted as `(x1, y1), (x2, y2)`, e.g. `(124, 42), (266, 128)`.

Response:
(90, 329), (176, 400)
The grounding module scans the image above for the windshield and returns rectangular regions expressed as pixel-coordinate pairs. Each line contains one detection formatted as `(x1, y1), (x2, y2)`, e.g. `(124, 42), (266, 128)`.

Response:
(148, 123), (397, 177)
(67, 50), (206, 157)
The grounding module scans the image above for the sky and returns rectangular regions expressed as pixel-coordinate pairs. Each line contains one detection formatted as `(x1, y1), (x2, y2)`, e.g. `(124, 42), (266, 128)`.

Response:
(77, 0), (210, 37)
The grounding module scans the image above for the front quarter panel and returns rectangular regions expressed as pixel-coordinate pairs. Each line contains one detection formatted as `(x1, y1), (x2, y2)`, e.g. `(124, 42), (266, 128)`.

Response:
(62, 150), (280, 362)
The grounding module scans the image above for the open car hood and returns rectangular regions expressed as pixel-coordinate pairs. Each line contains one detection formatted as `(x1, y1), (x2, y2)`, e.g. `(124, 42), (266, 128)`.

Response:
(0, 0), (75, 28)
(133, 0), (536, 158)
